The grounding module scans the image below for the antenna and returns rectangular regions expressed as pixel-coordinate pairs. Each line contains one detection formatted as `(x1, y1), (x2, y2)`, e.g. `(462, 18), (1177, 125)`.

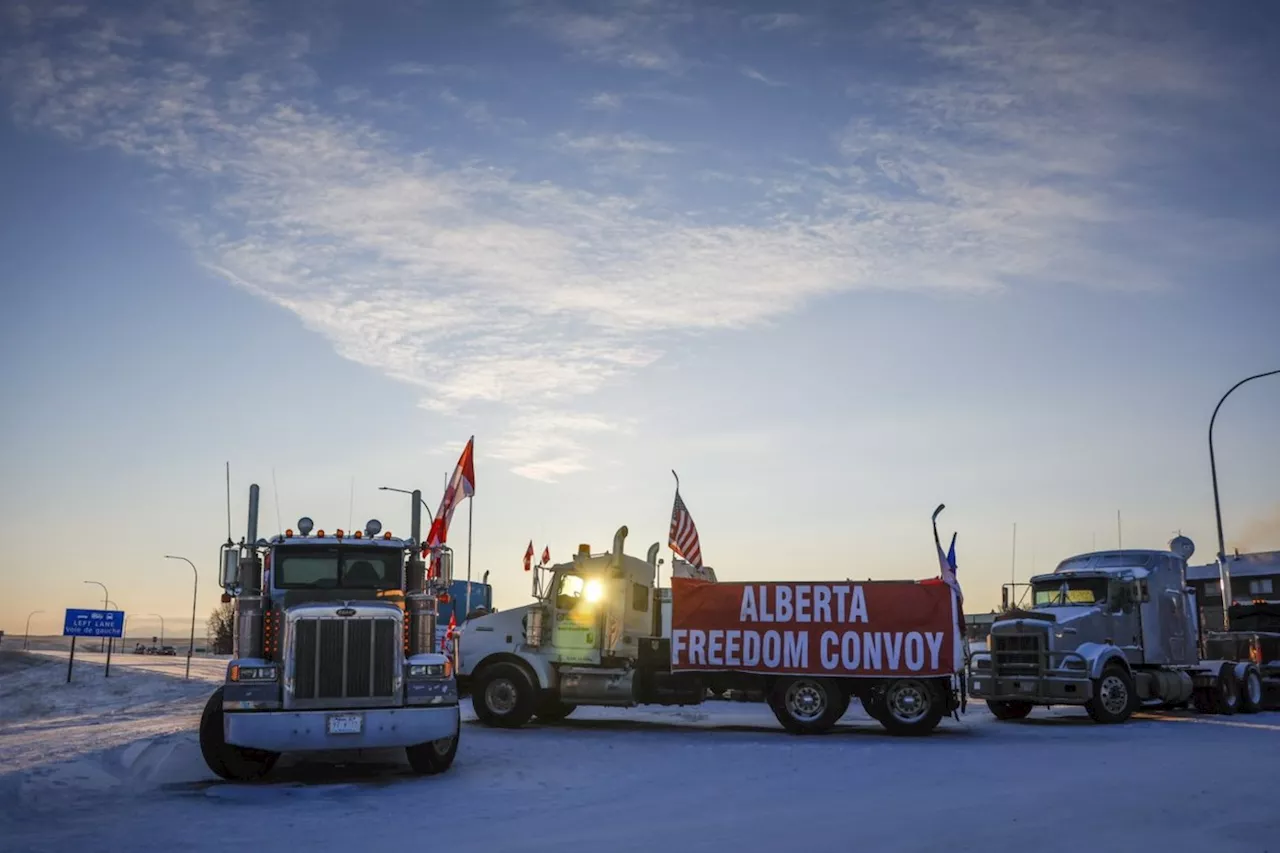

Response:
(225, 462), (232, 542)
(271, 468), (283, 534)
(348, 476), (355, 530)
(1117, 510), (1123, 550)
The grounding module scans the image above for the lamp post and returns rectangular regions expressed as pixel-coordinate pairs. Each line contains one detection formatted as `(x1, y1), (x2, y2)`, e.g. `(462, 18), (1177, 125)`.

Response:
(1209, 368), (1280, 631)
(148, 613), (166, 647)
(165, 555), (198, 679)
(24, 610), (44, 650)
(83, 580), (109, 653)
(377, 486), (435, 525)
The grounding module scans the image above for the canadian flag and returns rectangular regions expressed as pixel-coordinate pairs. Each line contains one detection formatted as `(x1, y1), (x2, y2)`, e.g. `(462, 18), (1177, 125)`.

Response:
(541, 545), (551, 566)
(523, 540), (534, 572)
(441, 610), (457, 656)
(426, 436), (476, 576)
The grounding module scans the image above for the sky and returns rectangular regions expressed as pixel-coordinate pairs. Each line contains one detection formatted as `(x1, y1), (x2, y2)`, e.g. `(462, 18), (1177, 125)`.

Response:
(1, 0), (1279, 640)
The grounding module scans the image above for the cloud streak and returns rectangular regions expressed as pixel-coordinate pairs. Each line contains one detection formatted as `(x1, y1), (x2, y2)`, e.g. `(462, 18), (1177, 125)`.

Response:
(1, 0), (1261, 480)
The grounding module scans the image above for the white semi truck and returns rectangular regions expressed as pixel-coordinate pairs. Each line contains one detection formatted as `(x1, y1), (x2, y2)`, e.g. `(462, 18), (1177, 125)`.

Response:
(457, 525), (965, 736)
(968, 536), (1278, 722)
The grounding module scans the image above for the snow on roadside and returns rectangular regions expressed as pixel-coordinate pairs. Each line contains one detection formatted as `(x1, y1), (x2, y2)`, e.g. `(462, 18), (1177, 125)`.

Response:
(0, 650), (218, 812)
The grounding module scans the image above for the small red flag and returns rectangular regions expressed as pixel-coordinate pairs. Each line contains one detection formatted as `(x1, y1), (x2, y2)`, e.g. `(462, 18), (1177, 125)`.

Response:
(523, 540), (534, 572)
(541, 545), (550, 566)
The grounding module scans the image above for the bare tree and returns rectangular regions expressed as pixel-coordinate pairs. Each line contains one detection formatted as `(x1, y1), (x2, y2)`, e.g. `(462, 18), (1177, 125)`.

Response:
(207, 603), (234, 655)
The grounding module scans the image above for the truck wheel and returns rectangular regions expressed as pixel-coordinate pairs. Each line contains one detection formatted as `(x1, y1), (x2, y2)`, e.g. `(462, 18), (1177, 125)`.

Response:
(198, 687), (279, 782)
(1238, 665), (1263, 714)
(1084, 663), (1137, 724)
(534, 695), (578, 723)
(986, 700), (1033, 721)
(405, 715), (460, 775)
(472, 662), (537, 728)
(768, 677), (844, 734)
(1213, 664), (1239, 715)
(879, 679), (944, 736)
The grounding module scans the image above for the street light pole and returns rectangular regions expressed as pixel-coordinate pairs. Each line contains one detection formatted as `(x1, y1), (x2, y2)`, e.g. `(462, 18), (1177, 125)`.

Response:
(378, 486), (435, 526)
(165, 555), (199, 679)
(83, 580), (109, 653)
(1209, 368), (1280, 631)
(24, 610), (44, 650)
(148, 613), (166, 647)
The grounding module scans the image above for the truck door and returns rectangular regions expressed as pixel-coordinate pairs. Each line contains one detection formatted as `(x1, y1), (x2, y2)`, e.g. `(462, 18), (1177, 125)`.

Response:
(552, 573), (602, 665)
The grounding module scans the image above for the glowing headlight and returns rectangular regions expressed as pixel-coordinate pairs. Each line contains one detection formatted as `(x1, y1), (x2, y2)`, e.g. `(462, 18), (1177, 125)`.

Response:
(408, 662), (451, 679)
(230, 665), (277, 682)
(584, 579), (604, 603)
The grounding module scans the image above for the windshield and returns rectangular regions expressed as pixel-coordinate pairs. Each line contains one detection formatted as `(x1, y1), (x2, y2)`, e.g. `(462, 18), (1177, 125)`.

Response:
(274, 548), (402, 590)
(1031, 577), (1109, 607)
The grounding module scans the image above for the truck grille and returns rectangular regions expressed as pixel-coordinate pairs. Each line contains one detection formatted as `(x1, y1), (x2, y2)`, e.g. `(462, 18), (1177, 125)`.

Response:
(993, 633), (1042, 677)
(291, 616), (399, 704)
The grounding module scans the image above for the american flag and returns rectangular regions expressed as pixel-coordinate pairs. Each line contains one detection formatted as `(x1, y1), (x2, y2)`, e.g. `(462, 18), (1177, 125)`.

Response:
(669, 489), (703, 568)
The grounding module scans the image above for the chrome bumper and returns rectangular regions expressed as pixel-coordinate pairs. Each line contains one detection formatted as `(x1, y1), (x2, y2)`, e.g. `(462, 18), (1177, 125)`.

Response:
(224, 705), (459, 752)
(968, 672), (1093, 703)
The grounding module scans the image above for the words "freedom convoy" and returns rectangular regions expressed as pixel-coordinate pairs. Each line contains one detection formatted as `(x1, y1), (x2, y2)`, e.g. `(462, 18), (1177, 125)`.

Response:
(669, 581), (955, 676)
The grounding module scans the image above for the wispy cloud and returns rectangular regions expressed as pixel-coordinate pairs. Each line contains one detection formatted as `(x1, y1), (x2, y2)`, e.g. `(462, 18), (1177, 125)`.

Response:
(742, 13), (809, 32)
(583, 91), (623, 111)
(0, 0), (1261, 480)
(740, 66), (785, 88)
(508, 3), (691, 74)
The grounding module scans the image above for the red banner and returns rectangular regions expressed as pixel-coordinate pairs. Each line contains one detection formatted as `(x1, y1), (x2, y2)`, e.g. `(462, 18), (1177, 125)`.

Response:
(670, 577), (957, 677)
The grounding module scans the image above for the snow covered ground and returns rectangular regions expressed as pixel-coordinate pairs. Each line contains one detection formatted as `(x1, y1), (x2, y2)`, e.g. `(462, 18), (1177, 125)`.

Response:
(3, 649), (1279, 853)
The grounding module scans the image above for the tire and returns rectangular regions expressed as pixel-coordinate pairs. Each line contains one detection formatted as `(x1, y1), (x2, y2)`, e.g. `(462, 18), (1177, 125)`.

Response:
(472, 662), (538, 728)
(198, 687), (279, 782)
(1214, 664), (1239, 715)
(768, 676), (844, 734)
(405, 713), (460, 775)
(1084, 663), (1137, 724)
(534, 695), (578, 723)
(1238, 665), (1263, 714)
(878, 678), (945, 736)
(986, 699), (1034, 721)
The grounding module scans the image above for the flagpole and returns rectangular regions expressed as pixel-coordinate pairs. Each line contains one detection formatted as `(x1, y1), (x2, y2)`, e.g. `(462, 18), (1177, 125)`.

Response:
(668, 470), (682, 588)
(465, 498), (473, 618)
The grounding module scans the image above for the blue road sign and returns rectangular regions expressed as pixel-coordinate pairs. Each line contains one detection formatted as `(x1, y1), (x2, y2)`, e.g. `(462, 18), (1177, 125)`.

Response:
(63, 609), (125, 639)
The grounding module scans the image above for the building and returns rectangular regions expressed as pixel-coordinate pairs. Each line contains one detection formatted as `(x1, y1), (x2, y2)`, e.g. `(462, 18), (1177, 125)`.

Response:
(964, 611), (998, 642)
(1186, 550), (1280, 630)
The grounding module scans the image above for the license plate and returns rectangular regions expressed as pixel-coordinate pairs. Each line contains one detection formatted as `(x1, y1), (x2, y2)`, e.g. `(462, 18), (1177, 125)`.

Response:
(326, 713), (363, 735)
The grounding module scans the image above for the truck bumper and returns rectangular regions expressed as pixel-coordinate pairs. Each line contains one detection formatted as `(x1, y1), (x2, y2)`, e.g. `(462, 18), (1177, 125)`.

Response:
(224, 705), (460, 752)
(968, 673), (1093, 704)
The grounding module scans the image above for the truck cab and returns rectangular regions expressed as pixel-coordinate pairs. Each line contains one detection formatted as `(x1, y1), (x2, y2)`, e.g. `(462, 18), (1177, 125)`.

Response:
(968, 541), (1264, 723)
(198, 484), (461, 781)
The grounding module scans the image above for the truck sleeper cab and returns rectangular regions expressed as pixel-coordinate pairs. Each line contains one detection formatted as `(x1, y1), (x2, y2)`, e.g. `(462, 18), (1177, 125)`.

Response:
(199, 484), (461, 781)
(968, 543), (1270, 723)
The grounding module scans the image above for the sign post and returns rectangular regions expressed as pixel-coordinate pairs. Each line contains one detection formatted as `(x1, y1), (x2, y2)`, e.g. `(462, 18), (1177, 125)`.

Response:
(62, 609), (126, 682)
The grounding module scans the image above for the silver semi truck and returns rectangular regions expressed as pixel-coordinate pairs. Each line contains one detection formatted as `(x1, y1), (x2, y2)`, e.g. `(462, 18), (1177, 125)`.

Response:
(968, 537), (1276, 723)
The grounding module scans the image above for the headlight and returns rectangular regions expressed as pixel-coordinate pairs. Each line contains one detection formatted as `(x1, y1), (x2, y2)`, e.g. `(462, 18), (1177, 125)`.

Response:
(408, 662), (452, 679)
(230, 665), (277, 682)
(973, 658), (991, 670)
(1062, 658), (1087, 671)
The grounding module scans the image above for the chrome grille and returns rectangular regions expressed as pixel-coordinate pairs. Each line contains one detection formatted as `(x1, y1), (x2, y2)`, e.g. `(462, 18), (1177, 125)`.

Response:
(289, 614), (400, 707)
(993, 633), (1042, 677)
